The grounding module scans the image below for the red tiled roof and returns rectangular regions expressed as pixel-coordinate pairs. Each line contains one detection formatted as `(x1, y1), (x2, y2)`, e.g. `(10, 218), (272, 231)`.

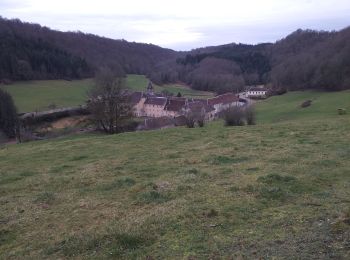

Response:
(144, 97), (167, 106)
(188, 101), (215, 113)
(207, 93), (239, 106)
(130, 91), (143, 105)
(164, 98), (186, 112)
(192, 99), (215, 112)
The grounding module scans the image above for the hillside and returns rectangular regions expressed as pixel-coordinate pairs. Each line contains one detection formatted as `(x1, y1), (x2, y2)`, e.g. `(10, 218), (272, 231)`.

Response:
(150, 28), (350, 93)
(1, 92), (349, 258)
(255, 90), (350, 123)
(0, 17), (176, 80)
(1, 17), (349, 94)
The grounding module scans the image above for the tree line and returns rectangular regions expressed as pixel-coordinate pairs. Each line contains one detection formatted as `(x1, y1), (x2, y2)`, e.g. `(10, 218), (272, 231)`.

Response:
(0, 17), (176, 81)
(1, 16), (349, 92)
(0, 31), (91, 80)
(148, 28), (350, 93)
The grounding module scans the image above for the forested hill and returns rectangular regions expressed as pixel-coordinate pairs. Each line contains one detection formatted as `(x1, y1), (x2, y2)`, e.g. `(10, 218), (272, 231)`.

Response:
(0, 17), (176, 81)
(1, 16), (349, 93)
(149, 27), (350, 93)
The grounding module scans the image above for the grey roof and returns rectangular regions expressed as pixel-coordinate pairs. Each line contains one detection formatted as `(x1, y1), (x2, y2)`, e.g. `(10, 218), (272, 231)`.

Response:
(248, 87), (268, 92)
(144, 97), (167, 106)
(129, 91), (143, 105)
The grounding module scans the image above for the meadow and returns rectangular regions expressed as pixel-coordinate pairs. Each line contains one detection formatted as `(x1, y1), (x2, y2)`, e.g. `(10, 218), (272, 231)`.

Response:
(0, 90), (349, 258)
(0, 79), (94, 113)
(0, 75), (213, 113)
(256, 89), (350, 123)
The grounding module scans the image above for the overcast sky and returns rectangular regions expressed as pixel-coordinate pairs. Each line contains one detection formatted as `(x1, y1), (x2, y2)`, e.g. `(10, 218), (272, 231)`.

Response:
(1, 0), (350, 50)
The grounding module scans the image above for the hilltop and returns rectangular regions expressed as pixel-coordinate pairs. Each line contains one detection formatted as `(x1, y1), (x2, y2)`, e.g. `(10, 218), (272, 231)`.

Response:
(1, 91), (349, 258)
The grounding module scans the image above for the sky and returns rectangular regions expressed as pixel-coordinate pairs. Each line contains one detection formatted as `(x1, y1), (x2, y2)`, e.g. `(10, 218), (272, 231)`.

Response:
(1, 0), (350, 50)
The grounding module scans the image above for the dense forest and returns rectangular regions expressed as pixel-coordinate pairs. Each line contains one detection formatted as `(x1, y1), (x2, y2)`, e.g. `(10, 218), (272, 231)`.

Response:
(0, 17), (176, 80)
(149, 28), (350, 93)
(0, 17), (349, 92)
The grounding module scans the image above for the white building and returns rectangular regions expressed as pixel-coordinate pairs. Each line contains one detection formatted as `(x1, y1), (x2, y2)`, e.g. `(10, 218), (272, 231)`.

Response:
(246, 87), (268, 98)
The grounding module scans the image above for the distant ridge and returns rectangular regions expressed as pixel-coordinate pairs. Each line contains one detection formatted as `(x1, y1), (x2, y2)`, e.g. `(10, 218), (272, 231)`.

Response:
(1, 16), (349, 93)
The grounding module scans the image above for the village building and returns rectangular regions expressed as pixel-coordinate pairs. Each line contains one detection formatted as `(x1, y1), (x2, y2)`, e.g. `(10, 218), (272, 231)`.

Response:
(130, 91), (145, 117)
(143, 96), (167, 117)
(164, 97), (187, 117)
(129, 82), (246, 120)
(207, 93), (242, 113)
(246, 86), (268, 98)
(193, 99), (216, 120)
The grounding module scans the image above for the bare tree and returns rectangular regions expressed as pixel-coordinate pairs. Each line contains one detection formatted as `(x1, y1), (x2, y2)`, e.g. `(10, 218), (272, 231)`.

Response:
(87, 68), (132, 134)
(245, 105), (256, 125)
(223, 106), (245, 126)
(182, 102), (206, 128)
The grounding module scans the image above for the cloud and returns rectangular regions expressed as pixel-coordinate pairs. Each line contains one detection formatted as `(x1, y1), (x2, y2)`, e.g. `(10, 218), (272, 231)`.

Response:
(1, 0), (350, 50)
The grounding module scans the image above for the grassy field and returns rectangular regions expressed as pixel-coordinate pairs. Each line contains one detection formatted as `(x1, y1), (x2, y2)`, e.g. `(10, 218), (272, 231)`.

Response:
(0, 75), (213, 113)
(126, 74), (213, 99)
(1, 90), (350, 259)
(255, 89), (350, 123)
(0, 79), (94, 113)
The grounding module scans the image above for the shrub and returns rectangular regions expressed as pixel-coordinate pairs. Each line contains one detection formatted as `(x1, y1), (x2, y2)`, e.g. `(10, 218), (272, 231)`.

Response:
(301, 100), (312, 108)
(185, 116), (195, 128)
(338, 108), (347, 115)
(0, 89), (19, 138)
(245, 106), (256, 125)
(223, 106), (245, 126)
(206, 209), (218, 218)
(197, 118), (205, 127)
(182, 102), (206, 128)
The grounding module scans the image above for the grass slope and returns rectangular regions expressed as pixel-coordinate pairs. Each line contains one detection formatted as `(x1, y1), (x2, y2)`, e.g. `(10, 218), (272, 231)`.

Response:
(1, 91), (350, 258)
(0, 79), (94, 113)
(1, 75), (213, 113)
(256, 90), (350, 123)
(126, 74), (213, 98)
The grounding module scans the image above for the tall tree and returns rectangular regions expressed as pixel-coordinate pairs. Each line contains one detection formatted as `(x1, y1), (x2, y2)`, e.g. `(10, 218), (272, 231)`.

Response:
(87, 68), (132, 134)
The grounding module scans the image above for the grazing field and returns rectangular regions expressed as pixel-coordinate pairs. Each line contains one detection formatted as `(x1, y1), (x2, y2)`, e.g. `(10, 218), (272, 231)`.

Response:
(126, 74), (214, 99)
(0, 79), (94, 113)
(255, 89), (350, 123)
(1, 91), (350, 259)
(0, 75), (213, 113)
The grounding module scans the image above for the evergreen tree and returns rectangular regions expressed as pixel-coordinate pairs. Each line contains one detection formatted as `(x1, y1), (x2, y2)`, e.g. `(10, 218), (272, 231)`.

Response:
(0, 89), (19, 138)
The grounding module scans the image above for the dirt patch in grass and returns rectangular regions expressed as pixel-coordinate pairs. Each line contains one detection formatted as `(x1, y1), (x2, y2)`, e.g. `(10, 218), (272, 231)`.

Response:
(50, 116), (89, 129)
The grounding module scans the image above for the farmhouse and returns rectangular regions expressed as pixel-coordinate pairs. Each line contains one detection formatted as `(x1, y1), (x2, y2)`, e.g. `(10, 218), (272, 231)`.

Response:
(246, 86), (268, 98)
